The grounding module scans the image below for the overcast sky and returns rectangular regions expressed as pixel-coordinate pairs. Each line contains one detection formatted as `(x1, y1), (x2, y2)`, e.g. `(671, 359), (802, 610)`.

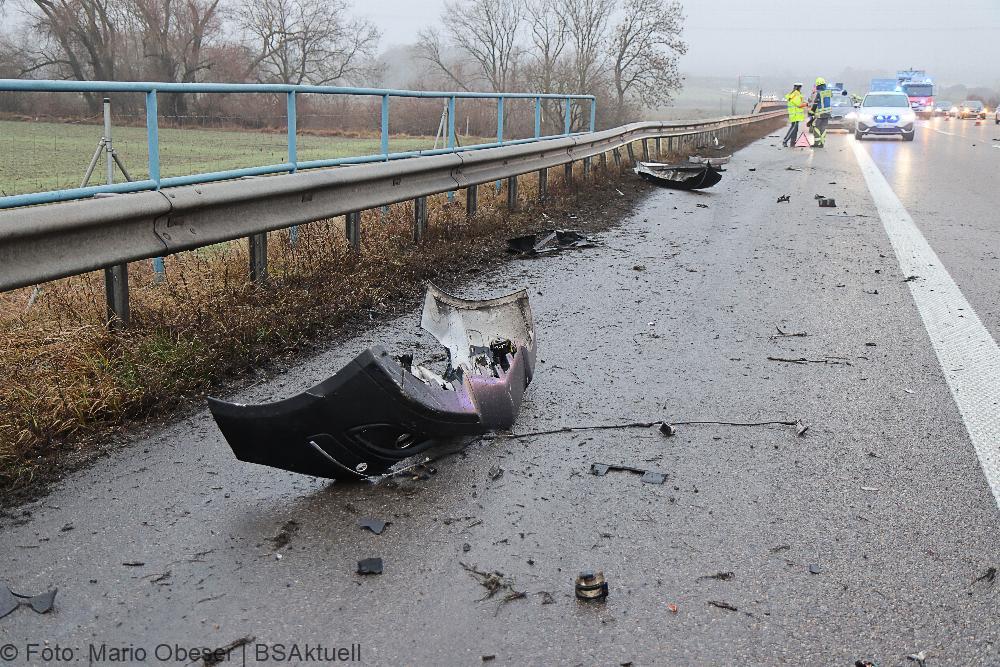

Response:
(365, 0), (1000, 87)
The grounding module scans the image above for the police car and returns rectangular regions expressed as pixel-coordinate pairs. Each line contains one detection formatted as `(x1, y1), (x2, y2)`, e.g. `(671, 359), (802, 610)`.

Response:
(853, 91), (916, 141)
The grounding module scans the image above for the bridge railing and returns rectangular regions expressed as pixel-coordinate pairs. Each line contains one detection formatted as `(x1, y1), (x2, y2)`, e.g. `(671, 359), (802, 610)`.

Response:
(0, 79), (597, 210)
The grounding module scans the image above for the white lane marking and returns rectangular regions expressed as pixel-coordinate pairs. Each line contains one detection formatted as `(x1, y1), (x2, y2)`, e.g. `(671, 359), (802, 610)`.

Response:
(852, 140), (1000, 510)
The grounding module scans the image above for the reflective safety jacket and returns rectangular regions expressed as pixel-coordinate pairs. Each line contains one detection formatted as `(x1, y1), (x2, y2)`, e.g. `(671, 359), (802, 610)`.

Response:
(811, 86), (833, 118)
(785, 90), (806, 122)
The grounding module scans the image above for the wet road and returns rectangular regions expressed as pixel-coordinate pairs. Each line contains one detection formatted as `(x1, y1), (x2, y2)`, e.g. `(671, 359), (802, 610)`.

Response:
(2, 129), (999, 666)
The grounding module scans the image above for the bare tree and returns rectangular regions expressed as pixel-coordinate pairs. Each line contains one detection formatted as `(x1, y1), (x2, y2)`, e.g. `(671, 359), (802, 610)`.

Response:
(560, 0), (613, 95)
(608, 0), (685, 122)
(522, 0), (568, 131)
(25, 0), (138, 110)
(235, 0), (380, 85)
(416, 0), (524, 93)
(133, 0), (224, 116)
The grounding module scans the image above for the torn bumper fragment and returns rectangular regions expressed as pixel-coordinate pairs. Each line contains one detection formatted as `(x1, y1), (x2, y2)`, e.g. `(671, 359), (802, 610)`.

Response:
(634, 162), (724, 190)
(207, 283), (536, 480)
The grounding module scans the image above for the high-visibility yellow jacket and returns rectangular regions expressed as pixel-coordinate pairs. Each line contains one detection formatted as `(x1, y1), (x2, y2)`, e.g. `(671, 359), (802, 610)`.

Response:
(810, 87), (833, 118)
(785, 90), (806, 122)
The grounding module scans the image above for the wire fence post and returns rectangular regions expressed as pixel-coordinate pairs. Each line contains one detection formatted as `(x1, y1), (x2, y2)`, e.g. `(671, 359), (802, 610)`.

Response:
(534, 97), (541, 138)
(564, 96), (572, 135)
(287, 91), (299, 246)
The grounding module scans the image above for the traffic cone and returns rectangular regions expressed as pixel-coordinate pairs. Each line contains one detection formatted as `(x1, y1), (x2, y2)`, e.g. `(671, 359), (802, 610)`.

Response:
(795, 131), (812, 148)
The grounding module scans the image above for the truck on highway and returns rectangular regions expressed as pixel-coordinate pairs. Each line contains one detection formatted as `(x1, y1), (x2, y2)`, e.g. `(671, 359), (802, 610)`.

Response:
(896, 69), (935, 118)
(870, 78), (899, 93)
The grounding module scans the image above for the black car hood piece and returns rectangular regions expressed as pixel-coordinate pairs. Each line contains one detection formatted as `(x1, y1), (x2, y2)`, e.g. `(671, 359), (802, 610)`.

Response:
(208, 283), (536, 480)
(633, 161), (724, 190)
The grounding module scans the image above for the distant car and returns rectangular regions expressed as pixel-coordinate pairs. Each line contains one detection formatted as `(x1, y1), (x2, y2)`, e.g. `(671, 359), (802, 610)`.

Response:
(854, 92), (915, 141)
(827, 91), (856, 129)
(933, 100), (952, 117)
(957, 100), (986, 119)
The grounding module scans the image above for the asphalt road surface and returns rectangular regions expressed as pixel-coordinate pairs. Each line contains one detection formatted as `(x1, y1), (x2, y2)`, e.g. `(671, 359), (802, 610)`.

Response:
(2, 125), (999, 666)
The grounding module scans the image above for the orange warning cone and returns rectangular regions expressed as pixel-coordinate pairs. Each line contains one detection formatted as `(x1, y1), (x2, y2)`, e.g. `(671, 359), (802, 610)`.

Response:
(975, 119), (983, 126)
(794, 131), (812, 148)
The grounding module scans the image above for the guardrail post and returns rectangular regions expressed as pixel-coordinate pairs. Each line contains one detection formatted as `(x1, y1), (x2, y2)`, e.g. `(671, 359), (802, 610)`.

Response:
(345, 211), (361, 251)
(583, 157), (591, 178)
(564, 161), (573, 185)
(626, 142), (635, 164)
(642, 139), (649, 161)
(613, 147), (622, 169)
(104, 265), (129, 328)
(99, 100), (130, 328)
(506, 176), (519, 211)
(600, 152), (607, 170)
(655, 137), (662, 158)
(249, 232), (268, 283)
(466, 185), (478, 217)
(538, 168), (548, 200)
(413, 197), (428, 243)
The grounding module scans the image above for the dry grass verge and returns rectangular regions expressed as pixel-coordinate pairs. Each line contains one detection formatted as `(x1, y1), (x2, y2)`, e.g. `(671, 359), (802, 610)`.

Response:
(0, 122), (781, 504)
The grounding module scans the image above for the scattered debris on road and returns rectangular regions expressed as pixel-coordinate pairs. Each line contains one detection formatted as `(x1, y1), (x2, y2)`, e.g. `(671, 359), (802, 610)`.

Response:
(698, 571), (735, 581)
(358, 518), (387, 535)
(271, 520), (300, 549)
(203, 636), (255, 667)
(808, 564), (822, 575)
(707, 600), (738, 612)
(903, 275), (920, 282)
(767, 356), (852, 366)
(0, 584), (57, 619)
(634, 162), (724, 190)
(507, 229), (597, 256)
(667, 603), (679, 613)
(907, 650), (928, 667)
(591, 463), (667, 485)
(771, 325), (807, 338)
(461, 562), (527, 614)
(575, 571), (609, 600)
(487, 465), (504, 481)
(817, 198), (837, 207)
(208, 283), (537, 481)
(357, 558), (383, 575)
(974, 566), (996, 585)
(777, 195), (790, 203)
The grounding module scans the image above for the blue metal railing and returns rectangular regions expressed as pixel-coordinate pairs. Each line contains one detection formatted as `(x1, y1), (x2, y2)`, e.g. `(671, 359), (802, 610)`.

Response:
(0, 79), (596, 209)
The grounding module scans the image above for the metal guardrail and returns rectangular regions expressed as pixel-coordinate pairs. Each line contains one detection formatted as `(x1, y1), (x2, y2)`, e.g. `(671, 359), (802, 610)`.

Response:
(0, 79), (597, 209)
(0, 109), (785, 299)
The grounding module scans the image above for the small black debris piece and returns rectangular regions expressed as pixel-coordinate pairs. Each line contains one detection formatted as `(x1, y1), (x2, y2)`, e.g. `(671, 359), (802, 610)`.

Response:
(590, 462), (667, 485)
(358, 518), (386, 535)
(907, 651), (928, 667)
(855, 661), (877, 667)
(903, 275), (920, 282)
(777, 195), (790, 203)
(462, 543), (472, 553)
(482, 656), (496, 662)
(817, 198), (837, 207)
(696, 203), (709, 209)
(974, 566), (997, 585)
(487, 465), (504, 481)
(538, 591), (556, 605)
(785, 166), (801, 171)
(698, 571), (735, 581)
(659, 423), (676, 437)
(808, 564), (822, 575)
(707, 600), (738, 612)
(357, 558), (383, 575)
(575, 571), (609, 600)
(271, 520), (300, 549)
(122, 561), (145, 567)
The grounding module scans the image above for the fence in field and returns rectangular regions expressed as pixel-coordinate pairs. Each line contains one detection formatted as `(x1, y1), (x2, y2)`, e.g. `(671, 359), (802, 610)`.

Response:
(0, 78), (785, 328)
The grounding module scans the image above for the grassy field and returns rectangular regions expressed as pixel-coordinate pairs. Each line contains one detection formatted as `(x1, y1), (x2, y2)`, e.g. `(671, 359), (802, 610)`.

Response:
(0, 119), (489, 196)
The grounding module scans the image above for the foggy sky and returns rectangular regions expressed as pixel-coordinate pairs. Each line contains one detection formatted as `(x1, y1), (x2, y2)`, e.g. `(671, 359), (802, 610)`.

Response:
(365, 0), (1000, 87)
